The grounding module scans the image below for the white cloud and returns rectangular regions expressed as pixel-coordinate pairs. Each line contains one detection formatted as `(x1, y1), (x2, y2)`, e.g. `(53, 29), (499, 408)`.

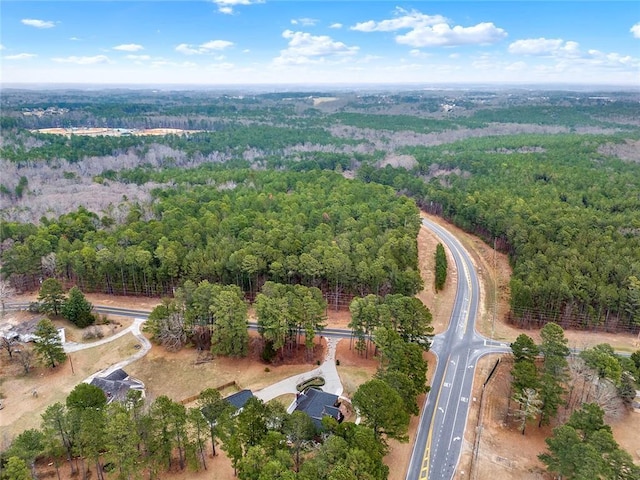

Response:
(52, 55), (111, 65)
(291, 18), (317, 26)
(397, 22), (507, 47)
(126, 54), (151, 61)
(583, 49), (639, 68)
(212, 0), (263, 15)
(21, 18), (55, 29)
(4, 53), (37, 60)
(200, 40), (234, 50)
(507, 37), (640, 75)
(409, 49), (431, 58)
(330, 23), (343, 29)
(352, 8), (447, 32)
(175, 43), (200, 55)
(176, 40), (234, 55)
(352, 8), (506, 47)
(508, 38), (580, 57)
(113, 43), (144, 52)
(631, 22), (640, 39)
(274, 30), (359, 65)
(69, 37), (81, 41)
(0, 44), (4, 50)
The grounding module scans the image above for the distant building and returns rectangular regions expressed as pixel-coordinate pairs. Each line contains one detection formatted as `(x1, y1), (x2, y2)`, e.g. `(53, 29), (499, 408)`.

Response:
(294, 388), (343, 429)
(0, 318), (65, 344)
(90, 368), (145, 404)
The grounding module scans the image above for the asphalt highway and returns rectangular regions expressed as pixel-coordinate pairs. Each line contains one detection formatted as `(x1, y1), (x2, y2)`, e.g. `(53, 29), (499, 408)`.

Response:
(406, 218), (510, 480)
(5, 217), (508, 479)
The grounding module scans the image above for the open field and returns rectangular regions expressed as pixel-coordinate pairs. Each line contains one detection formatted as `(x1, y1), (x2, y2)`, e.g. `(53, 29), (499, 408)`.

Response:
(32, 127), (203, 137)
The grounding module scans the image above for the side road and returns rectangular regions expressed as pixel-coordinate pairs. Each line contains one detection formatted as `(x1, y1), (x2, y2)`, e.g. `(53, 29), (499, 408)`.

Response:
(63, 315), (344, 397)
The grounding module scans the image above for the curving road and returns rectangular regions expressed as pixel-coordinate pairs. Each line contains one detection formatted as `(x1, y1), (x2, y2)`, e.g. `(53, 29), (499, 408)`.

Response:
(406, 218), (510, 480)
(6, 217), (507, 478)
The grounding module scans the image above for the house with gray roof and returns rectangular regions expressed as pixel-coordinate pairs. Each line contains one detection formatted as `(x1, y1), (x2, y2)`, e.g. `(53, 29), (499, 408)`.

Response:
(294, 388), (343, 429)
(90, 368), (145, 404)
(224, 389), (255, 411)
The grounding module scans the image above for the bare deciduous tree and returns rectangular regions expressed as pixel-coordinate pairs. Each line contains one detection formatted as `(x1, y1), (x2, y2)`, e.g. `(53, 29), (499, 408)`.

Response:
(41, 253), (57, 277)
(0, 279), (16, 312)
(564, 356), (625, 422)
(511, 387), (543, 435)
(157, 312), (188, 352)
(17, 347), (34, 374)
(1, 335), (18, 359)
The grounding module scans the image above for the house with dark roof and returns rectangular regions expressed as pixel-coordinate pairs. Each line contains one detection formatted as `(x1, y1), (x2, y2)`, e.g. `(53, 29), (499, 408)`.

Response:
(224, 389), (255, 411)
(90, 368), (145, 404)
(294, 388), (343, 429)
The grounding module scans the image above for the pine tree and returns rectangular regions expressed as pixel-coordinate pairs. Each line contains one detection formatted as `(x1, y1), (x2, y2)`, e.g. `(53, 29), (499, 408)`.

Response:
(62, 287), (95, 328)
(33, 318), (66, 368)
(434, 243), (447, 291)
(38, 278), (66, 316)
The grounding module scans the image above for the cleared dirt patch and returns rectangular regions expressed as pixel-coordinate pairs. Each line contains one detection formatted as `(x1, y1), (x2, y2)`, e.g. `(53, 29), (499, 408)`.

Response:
(335, 339), (379, 397)
(0, 332), (140, 442)
(127, 331), (325, 404)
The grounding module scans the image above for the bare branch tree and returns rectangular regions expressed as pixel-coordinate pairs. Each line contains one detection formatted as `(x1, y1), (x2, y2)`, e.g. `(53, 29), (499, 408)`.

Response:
(0, 279), (16, 312)
(157, 311), (188, 352)
(41, 252), (57, 277)
(585, 378), (625, 422)
(565, 356), (625, 422)
(17, 346), (34, 374)
(511, 387), (543, 435)
(1, 335), (18, 359)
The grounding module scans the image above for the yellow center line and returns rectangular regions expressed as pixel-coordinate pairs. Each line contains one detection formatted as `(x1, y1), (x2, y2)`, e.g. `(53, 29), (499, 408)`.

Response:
(420, 359), (451, 478)
(418, 221), (475, 478)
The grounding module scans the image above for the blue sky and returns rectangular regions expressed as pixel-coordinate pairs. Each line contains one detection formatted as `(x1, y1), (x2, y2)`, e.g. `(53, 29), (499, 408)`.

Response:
(1, 1), (639, 86)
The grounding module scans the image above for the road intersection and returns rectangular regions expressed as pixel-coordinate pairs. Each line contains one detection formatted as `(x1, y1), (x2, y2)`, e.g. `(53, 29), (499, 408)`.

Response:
(406, 218), (510, 480)
(4, 218), (509, 479)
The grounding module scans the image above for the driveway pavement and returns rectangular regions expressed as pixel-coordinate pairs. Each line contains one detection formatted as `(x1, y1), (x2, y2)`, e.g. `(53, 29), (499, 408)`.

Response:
(63, 315), (344, 397)
(255, 336), (343, 402)
(63, 318), (152, 383)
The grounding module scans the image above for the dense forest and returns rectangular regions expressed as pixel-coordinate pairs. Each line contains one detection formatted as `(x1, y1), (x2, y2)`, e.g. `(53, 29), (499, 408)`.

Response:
(1, 169), (423, 305)
(1, 88), (640, 334)
(361, 133), (640, 332)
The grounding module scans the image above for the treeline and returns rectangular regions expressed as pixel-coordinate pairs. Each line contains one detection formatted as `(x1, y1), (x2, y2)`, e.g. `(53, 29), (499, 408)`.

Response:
(1, 170), (423, 301)
(1, 384), (391, 480)
(145, 280), (327, 362)
(358, 133), (640, 333)
(0, 123), (356, 165)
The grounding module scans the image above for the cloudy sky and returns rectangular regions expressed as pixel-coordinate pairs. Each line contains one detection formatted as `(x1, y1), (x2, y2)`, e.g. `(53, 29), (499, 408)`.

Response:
(1, 1), (639, 86)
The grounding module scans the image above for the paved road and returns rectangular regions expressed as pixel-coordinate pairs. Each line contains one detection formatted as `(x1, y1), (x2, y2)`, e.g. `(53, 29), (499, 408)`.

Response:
(4, 303), (344, 395)
(406, 218), (510, 480)
(7, 218), (504, 480)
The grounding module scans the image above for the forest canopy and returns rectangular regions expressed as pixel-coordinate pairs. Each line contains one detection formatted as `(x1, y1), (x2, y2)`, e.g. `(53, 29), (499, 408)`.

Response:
(1, 169), (423, 302)
(361, 133), (640, 332)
